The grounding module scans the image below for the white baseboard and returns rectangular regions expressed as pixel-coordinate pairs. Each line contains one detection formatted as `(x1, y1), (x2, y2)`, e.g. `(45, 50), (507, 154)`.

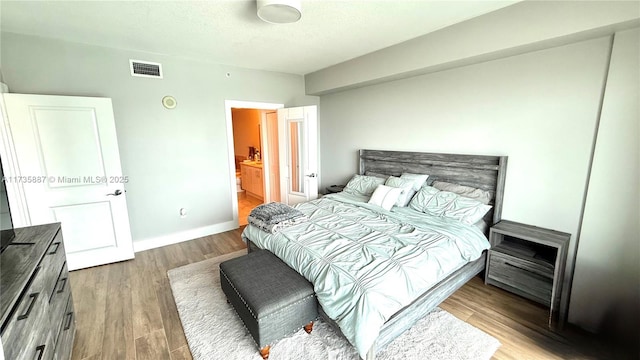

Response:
(133, 220), (239, 253)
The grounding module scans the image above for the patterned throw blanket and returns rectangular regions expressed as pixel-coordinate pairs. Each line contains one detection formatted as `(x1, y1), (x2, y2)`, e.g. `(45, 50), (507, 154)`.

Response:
(248, 202), (308, 233)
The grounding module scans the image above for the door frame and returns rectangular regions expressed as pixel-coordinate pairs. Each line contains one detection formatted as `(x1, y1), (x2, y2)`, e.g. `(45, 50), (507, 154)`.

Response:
(0, 95), (30, 227)
(224, 100), (283, 227)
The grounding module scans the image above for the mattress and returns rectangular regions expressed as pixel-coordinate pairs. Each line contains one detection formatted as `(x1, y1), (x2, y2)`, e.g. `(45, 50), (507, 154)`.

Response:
(242, 193), (489, 357)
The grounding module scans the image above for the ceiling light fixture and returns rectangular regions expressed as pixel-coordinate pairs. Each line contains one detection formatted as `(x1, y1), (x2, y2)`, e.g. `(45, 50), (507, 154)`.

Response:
(257, 0), (302, 24)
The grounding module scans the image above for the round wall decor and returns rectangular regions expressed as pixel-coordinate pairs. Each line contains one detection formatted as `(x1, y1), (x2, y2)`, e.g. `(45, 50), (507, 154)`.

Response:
(162, 96), (177, 109)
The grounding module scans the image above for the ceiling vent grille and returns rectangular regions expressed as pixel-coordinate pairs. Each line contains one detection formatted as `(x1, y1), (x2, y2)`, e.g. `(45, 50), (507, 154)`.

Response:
(130, 59), (163, 79)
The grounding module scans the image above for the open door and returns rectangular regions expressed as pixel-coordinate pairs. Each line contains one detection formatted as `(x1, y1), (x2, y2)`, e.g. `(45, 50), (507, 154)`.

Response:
(278, 106), (318, 205)
(3, 94), (134, 270)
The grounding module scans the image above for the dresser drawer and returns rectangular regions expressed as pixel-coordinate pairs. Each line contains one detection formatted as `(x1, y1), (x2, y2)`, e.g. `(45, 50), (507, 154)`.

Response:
(50, 262), (70, 344)
(40, 232), (67, 304)
(488, 250), (552, 306)
(54, 293), (75, 360)
(1, 266), (55, 360)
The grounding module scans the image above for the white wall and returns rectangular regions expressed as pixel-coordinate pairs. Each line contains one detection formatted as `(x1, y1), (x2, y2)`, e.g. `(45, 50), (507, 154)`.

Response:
(0, 32), (318, 246)
(319, 36), (611, 325)
(569, 28), (639, 352)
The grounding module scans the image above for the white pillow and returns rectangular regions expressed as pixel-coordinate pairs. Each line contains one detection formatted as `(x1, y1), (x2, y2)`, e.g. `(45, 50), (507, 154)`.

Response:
(343, 174), (386, 197)
(408, 186), (492, 225)
(408, 186), (440, 213)
(400, 173), (430, 191)
(384, 176), (416, 207)
(440, 193), (492, 225)
(368, 185), (403, 211)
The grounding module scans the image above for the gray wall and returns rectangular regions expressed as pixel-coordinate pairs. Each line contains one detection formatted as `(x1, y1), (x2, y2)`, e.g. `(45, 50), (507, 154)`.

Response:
(569, 28), (639, 351)
(312, 3), (639, 345)
(318, 33), (637, 341)
(320, 36), (609, 240)
(305, 0), (640, 95)
(1, 32), (318, 244)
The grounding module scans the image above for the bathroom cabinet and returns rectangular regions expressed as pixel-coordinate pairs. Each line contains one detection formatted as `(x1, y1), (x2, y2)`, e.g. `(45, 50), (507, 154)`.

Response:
(241, 163), (264, 200)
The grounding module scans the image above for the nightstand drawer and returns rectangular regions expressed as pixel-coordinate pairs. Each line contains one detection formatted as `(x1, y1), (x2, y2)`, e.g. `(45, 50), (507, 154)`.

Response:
(490, 249), (554, 279)
(488, 251), (552, 305)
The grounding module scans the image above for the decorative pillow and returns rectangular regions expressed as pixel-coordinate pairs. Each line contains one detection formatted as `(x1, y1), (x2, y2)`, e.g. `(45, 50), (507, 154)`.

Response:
(432, 181), (492, 205)
(343, 174), (386, 197)
(419, 188), (457, 215)
(409, 186), (492, 225)
(385, 176), (416, 207)
(368, 185), (403, 211)
(439, 193), (492, 225)
(400, 173), (429, 191)
(408, 186), (440, 213)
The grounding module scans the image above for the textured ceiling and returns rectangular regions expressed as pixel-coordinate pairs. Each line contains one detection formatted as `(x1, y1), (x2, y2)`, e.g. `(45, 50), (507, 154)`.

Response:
(0, 1), (519, 75)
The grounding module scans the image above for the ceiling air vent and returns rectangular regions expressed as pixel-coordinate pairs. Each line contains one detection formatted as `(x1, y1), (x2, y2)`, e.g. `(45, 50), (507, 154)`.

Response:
(130, 59), (163, 79)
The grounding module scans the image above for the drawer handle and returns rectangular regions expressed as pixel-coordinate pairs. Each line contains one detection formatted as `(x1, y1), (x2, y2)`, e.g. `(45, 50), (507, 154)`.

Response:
(47, 242), (61, 255)
(34, 345), (45, 360)
(18, 292), (40, 320)
(56, 277), (68, 293)
(64, 311), (74, 330)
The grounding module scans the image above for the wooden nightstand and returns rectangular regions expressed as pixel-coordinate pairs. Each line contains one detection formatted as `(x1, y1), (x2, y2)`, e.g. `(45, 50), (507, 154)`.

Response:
(485, 220), (570, 326)
(325, 185), (345, 194)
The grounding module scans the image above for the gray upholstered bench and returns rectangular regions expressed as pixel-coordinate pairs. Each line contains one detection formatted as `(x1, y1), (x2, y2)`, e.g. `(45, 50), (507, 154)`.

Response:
(219, 250), (318, 359)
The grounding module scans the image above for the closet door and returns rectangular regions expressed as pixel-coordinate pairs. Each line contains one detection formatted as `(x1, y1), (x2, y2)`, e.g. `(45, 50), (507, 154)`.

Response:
(3, 94), (134, 270)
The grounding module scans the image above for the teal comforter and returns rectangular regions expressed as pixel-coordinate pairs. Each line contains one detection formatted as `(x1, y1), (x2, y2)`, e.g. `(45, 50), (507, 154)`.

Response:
(242, 193), (489, 358)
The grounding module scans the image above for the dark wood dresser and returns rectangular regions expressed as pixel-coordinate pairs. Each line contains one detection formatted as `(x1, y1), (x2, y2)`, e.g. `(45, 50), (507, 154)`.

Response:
(1, 223), (75, 360)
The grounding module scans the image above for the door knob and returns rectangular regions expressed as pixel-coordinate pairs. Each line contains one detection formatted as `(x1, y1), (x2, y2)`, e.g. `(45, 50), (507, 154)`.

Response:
(305, 173), (317, 178)
(107, 189), (124, 196)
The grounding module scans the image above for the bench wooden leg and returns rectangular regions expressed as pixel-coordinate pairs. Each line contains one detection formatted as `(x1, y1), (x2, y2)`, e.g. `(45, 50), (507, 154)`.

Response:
(259, 345), (271, 359)
(304, 321), (314, 334)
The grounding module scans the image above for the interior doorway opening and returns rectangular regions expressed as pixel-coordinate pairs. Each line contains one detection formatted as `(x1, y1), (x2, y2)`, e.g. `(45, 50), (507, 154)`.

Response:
(225, 101), (283, 227)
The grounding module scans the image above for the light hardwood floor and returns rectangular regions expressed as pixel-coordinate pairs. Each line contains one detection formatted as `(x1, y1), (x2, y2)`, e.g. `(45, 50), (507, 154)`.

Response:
(69, 228), (620, 360)
(237, 192), (263, 226)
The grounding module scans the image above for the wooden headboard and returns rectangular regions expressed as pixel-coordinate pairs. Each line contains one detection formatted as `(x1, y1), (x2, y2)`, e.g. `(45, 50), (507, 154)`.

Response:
(359, 149), (508, 225)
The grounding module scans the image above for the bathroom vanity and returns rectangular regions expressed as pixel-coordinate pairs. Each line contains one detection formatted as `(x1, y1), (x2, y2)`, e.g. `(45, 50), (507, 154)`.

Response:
(240, 162), (264, 200)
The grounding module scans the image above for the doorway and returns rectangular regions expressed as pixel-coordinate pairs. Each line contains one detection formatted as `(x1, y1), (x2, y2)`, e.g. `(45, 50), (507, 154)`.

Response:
(225, 101), (283, 226)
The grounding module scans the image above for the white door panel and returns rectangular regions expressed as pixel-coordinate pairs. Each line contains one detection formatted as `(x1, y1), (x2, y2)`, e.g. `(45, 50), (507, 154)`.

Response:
(3, 94), (134, 270)
(278, 106), (318, 205)
(51, 202), (117, 252)
(34, 107), (106, 182)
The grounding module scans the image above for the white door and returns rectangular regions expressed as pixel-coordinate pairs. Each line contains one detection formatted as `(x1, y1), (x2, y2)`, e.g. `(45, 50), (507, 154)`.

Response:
(278, 106), (318, 205)
(3, 94), (134, 270)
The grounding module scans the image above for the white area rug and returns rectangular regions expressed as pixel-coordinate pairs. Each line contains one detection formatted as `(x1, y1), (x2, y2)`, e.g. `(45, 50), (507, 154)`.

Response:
(168, 250), (500, 360)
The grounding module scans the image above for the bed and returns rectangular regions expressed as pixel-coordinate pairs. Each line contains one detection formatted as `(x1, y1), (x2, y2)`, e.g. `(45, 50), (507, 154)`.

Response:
(242, 149), (508, 360)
